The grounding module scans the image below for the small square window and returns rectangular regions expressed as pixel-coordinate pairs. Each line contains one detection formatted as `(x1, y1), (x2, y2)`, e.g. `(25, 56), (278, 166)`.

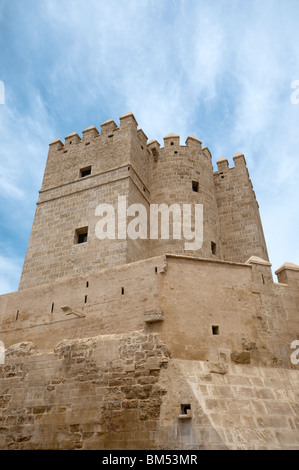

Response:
(80, 166), (91, 178)
(75, 227), (88, 244)
(192, 181), (199, 192)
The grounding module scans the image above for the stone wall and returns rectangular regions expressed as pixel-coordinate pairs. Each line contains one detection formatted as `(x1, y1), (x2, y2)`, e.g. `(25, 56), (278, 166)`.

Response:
(1, 337), (299, 450)
(3, 255), (299, 368)
(157, 359), (299, 450)
(1, 255), (299, 449)
(0, 332), (170, 450)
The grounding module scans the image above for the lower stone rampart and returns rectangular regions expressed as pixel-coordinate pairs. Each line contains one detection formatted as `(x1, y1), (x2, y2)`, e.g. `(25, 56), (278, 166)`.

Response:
(0, 255), (299, 449)
(1, 335), (299, 450)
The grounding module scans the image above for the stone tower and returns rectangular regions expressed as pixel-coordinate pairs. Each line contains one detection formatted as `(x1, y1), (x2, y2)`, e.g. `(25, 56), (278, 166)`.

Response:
(19, 112), (268, 290)
(1, 113), (298, 451)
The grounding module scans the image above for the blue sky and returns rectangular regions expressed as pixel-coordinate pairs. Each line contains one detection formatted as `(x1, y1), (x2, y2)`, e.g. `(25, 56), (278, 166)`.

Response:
(0, 0), (299, 294)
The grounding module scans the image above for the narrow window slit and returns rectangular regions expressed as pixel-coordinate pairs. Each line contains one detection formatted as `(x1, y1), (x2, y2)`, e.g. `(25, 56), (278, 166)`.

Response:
(192, 181), (199, 192)
(121, 287), (125, 296)
(212, 325), (219, 335)
(16, 310), (19, 321)
(84, 295), (88, 304)
(51, 303), (54, 313)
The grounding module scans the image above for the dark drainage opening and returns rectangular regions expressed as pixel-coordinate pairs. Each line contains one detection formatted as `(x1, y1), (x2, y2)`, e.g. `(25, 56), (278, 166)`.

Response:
(80, 166), (91, 178)
(181, 404), (191, 415)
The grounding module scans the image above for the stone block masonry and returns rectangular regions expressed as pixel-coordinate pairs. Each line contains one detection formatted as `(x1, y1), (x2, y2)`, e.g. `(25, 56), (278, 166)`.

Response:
(1, 335), (299, 450)
(1, 254), (299, 449)
(1, 113), (299, 449)
(19, 112), (268, 290)
(0, 332), (170, 450)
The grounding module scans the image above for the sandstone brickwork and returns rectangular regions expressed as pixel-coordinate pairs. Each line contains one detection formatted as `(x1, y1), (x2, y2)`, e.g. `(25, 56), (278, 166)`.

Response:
(1, 113), (299, 450)
(0, 332), (170, 450)
(19, 113), (267, 290)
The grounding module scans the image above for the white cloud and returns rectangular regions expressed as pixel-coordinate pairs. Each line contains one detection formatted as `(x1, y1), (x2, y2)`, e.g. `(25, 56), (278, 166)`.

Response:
(0, 86), (56, 294)
(0, 0), (299, 295)
(38, 0), (229, 141)
(0, 88), (55, 206)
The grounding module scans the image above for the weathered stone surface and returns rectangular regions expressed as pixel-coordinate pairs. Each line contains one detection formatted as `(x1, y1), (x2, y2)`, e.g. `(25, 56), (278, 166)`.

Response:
(0, 113), (299, 450)
(230, 351), (251, 365)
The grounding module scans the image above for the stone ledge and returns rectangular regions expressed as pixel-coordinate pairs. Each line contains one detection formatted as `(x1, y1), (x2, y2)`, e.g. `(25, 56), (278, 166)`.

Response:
(144, 309), (164, 323)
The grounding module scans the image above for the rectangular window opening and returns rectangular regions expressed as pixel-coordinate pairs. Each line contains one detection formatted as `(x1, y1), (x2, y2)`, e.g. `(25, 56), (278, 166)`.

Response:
(212, 325), (219, 336)
(16, 310), (19, 321)
(75, 227), (88, 244)
(121, 287), (125, 296)
(51, 303), (54, 313)
(84, 295), (88, 304)
(211, 242), (216, 255)
(86, 281), (89, 288)
(80, 166), (91, 178)
(192, 181), (199, 192)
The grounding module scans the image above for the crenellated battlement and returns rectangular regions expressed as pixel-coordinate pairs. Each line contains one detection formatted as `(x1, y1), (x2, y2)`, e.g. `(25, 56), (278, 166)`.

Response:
(146, 131), (208, 162)
(48, 113), (211, 165)
(215, 152), (247, 174)
(48, 112), (148, 151)
(82, 125), (99, 141)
